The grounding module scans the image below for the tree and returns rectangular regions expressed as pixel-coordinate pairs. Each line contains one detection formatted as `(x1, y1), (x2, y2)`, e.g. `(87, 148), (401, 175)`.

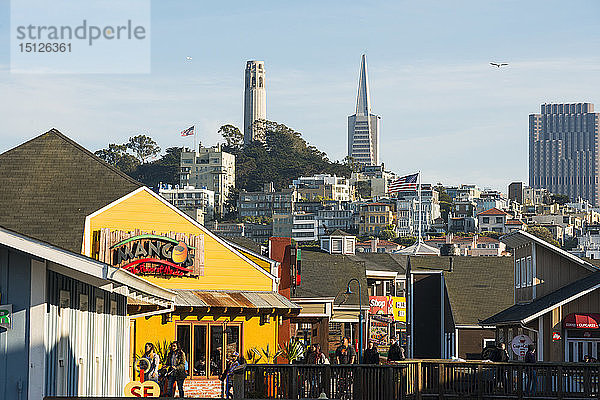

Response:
(394, 236), (416, 246)
(379, 228), (396, 241)
(551, 193), (570, 205)
(356, 181), (371, 199)
(128, 135), (161, 163)
(94, 143), (140, 176)
(527, 226), (560, 247)
(480, 231), (502, 240)
(434, 184), (452, 222)
(218, 124), (243, 153)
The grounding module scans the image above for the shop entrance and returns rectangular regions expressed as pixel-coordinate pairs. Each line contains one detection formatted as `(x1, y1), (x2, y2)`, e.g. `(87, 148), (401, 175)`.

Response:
(566, 339), (600, 362)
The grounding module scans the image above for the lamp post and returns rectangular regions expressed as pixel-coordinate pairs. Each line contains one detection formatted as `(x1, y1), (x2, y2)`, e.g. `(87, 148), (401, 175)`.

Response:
(345, 278), (363, 363)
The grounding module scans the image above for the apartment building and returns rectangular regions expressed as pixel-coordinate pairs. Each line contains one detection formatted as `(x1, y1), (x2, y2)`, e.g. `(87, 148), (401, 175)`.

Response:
(477, 208), (509, 234)
(158, 184), (215, 223)
(179, 144), (235, 215)
(238, 182), (298, 218)
(292, 174), (353, 202)
(395, 186), (441, 237)
(359, 202), (395, 236)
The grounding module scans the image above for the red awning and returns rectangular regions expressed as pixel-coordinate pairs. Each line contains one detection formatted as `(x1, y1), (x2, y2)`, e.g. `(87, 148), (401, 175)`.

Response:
(563, 313), (600, 329)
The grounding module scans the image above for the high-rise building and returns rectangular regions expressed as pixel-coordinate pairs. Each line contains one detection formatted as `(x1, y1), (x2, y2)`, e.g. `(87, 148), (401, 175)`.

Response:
(348, 54), (380, 166)
(529, 103), (600, 205)
(243, 60), (266, 145)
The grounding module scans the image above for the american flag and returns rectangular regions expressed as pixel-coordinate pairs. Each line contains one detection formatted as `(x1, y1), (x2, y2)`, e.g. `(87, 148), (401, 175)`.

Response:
(181, 125), (195, 136)
(388, 173), (419, 193)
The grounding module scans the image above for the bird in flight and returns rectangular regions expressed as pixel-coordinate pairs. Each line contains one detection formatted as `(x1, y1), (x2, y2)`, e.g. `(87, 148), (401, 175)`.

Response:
(490, 62), (508, 68)
(186, 56), (192, 61)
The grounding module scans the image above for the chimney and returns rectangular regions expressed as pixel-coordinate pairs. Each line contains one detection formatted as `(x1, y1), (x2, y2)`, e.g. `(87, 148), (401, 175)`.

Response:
(446, 233), (453, 244)
(472, 234), (478, 249)
(370, 237), (378, 253)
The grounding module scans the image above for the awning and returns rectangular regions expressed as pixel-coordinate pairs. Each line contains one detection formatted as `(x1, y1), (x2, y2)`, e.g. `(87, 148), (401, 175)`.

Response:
(171, 289), (301, 316)
(564, 313), (600, 329)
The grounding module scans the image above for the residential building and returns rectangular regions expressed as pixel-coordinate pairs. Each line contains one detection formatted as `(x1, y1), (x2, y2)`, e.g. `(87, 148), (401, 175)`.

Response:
(292, 174), (353, 202)
(395, 186), (441, 236)
(529, 102), (600, 205)
(523, 186), (550, 205)
(158, 184), (215, 223)
(475, 191), (509, 215)
(447, 215), (478, 233)
(356, 237), (402, 253)
(179, 144), (235, 216)
(350, 164), (397, 198)
(477, 207), (509, 233)
(243, 60), (266, 144)
(505, 219), (527, 232)
(528, 214), (580, 238)
(316, 204), (355, 237)
(348, 54), (380, 166)
(208, 221), (273, 243)
(320, 229), (356, 255)
(446, 184), (482, 202)
(272, 212), (319, 242)
(238, 182), (298, 218)
(359, 202), (395, 237)
(575, 224), (600, 259)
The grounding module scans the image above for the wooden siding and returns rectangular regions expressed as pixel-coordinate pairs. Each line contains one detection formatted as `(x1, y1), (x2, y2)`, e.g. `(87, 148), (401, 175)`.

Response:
(534, 244), (592, 298)
(458, 328), (495, 359)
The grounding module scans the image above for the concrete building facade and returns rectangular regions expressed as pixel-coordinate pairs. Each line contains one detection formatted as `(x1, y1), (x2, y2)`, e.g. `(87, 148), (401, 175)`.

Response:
(243, 60), (266, 144)
(158, 184), (215, 224)
(529, 102), (600, 205)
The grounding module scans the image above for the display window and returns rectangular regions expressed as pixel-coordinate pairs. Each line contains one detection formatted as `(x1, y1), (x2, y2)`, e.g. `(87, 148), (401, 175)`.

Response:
(175, 321), (242, 379)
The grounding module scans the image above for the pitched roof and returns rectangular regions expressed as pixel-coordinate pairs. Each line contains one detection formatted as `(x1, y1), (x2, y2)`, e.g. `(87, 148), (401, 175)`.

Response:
(0, 129), (142, 253)
(328, 229), (353, 237)
(398, 241), (440, 255)
(293, 249), (368, 305)
(481, 272), (600, 326)
(478, 207), (508, 216)
(505, 219), (525, 225)
(225, 237), (264, 255)
(347, 253), (406, 274)
(394, 256), (514, 326)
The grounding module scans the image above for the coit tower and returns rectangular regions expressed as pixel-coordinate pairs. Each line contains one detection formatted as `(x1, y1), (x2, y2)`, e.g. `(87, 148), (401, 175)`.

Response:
(243, 60), (266, 145)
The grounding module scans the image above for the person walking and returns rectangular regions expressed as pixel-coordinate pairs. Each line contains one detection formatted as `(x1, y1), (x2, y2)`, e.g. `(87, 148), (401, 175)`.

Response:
(525, 344), (537, 394)
(142, 342), (161, 383)
(165, 341), (187, 398)
(221, 351), (244, 399)
(363, 342), (380, 364)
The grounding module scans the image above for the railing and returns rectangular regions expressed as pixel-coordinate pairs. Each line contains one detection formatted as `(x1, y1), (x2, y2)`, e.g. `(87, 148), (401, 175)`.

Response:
(235, 361), (600, 400)
(235, 364), (407, 400)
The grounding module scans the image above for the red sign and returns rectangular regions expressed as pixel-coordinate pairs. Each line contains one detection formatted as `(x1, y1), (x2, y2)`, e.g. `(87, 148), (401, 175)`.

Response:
(552, 332), (561, 341)
(563, 313), (600, 329)
(369, 296), (392, 315)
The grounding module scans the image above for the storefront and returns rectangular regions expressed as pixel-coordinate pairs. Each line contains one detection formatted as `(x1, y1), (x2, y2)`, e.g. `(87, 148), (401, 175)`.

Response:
(81, 187), (300, 397)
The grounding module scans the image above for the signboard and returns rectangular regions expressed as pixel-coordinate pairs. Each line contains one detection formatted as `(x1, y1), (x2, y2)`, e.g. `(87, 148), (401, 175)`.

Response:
(511, 334), (533, 358)
(124, 380), (160, 397)
(369, 318), (389, 345)
(563, 313), (600, 329)
(0, 304), (12, 330)
(369, 296), (391, 315)
(391, 296), (406, 322)
(552, 332), (561, 341)
(95, 228), (204, 276)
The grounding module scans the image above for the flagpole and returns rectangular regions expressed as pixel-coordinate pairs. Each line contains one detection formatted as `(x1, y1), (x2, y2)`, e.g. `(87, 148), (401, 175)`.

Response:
(193, 125), (197, 156)
(418, 170), (422, 243)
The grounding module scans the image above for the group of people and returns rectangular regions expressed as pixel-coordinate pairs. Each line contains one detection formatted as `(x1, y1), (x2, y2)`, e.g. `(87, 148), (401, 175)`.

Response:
(305, 336), (406, 365)
(141, 341), (187, 398)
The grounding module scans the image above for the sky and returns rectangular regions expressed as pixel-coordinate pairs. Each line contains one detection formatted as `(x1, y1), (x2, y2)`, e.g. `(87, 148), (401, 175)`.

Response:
(1, 0), (599, 192)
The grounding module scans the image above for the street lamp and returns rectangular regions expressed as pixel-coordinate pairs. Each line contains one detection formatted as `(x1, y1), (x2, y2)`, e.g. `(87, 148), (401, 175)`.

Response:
(344, 278), (363, 363)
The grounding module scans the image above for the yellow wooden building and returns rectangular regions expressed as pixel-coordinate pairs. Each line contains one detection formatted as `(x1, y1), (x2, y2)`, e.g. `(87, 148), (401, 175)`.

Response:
(80, 187), (299, 393)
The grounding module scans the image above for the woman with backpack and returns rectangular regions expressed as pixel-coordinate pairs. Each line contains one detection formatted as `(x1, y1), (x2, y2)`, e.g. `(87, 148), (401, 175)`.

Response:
(165, 341), (187, 398)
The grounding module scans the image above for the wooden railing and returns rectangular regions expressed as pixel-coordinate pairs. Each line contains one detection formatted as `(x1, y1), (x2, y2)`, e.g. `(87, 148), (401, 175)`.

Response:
(235, 361), (600, 399)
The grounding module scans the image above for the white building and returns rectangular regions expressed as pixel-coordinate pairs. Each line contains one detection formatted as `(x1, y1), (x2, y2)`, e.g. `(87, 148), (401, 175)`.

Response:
(243, 60), (266, 144)
(159, 184), (215, 224)
(477, 208), (509, 234)
(350, 164), (397, 198)
(575, 224), (600, 259)
(292, 174), (352, 201)
(273, 212), (319, 242)
(348, 54), (380, 166)
(396, 189), (441, 237)
(179, 144), (235, 216)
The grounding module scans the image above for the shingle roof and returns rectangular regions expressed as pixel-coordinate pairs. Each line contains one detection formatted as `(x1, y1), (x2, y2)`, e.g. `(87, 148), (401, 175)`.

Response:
(225, 237), (264, 255)
(293, 249), (368, 305)
(328, 229), (353, 237)
(0, 129), (142, 253)
(478, 207), (508, 216)
(394, 256), (514, 326)
(347, 253), (406, 274)
(481, 272), (600, 326)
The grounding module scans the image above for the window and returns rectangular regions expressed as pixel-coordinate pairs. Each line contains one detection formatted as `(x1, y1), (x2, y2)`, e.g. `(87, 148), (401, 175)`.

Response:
(483, 217), (489, 224)
(527, 256), (533, 286)
(176, 322), (242, 379)
(521, 258), (527, 288)
(495, 217), (503, 224)
(515, 259), (521, 288)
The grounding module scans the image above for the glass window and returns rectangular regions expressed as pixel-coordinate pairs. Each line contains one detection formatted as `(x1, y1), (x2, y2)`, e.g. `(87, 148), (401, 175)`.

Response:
(209, 325), (224, 377)
(527, 256), (533, 286)
(515, 260), (521, 288)
(176, 325), (191, 377)
(226, 325), (240, 361)
(521, 258), (527, 287)
(193, 325), (207, 377)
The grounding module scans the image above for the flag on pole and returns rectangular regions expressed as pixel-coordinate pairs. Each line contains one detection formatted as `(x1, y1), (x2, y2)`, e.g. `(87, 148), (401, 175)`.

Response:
(181, 126), (195, 136)
(388, 173), (419, 193)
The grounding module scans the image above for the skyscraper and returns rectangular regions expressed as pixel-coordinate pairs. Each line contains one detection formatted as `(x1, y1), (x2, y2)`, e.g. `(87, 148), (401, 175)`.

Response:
(348, 54), (380, 166)
(529, 103), (600, 205)
(243, 60), (266, 145)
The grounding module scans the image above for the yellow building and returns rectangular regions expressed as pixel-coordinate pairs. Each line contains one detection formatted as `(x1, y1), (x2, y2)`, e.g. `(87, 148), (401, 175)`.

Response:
(359, 202), (395, 237)
(82, 187), (299, 396)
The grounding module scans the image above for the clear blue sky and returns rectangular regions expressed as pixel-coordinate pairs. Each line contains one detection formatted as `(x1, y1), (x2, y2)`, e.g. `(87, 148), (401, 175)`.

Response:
(1, 0), (599, 191)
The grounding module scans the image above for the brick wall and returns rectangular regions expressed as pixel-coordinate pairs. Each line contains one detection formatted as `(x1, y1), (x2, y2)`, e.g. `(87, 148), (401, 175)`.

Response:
(182, 379), (223, 398)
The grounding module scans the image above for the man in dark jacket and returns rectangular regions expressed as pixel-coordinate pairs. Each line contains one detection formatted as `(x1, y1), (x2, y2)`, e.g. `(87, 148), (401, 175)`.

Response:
(525, 344), (537, 394)
(363, 342), (380, 364)
(334, 337), (356, 364)
(165, 341), (187, 398)
(388, 337), (403, 362)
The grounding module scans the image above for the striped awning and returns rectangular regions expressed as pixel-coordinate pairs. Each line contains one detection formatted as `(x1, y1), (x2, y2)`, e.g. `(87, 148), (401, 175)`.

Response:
(171, 289), (301, 316)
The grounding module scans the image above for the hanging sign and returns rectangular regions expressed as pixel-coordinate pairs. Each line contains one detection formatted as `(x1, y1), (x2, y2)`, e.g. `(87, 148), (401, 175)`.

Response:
(552, 332), (561, 341)
(0, 304), (12, 329)
(391, 297), (406, 322)
(511, 334), (533, 358)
